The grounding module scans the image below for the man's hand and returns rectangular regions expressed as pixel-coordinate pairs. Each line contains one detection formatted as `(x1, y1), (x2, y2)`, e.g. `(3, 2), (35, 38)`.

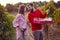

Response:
(46, 9), (50, 14)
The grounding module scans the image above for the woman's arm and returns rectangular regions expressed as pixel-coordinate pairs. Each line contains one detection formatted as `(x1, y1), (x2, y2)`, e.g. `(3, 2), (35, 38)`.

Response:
(13, 14), (20, 28)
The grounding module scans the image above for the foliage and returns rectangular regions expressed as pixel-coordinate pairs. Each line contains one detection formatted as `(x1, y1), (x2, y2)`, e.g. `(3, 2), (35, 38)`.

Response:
(54, 8), (60, 23)
(40, 0), (60, 23)
(0, 4), (15, 40)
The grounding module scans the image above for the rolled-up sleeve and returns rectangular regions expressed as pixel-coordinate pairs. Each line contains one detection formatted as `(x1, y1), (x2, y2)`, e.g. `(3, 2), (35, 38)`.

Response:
(13, 14), (20, 27)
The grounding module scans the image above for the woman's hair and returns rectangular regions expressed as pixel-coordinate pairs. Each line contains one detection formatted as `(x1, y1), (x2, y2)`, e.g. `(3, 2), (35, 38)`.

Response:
(18, 4), (25, 14)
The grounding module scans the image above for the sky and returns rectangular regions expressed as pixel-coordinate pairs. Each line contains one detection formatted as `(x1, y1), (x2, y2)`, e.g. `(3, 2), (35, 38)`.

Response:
(0, 0), (60, 6)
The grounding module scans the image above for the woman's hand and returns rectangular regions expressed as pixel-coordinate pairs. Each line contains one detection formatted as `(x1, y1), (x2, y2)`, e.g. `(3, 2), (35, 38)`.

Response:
(17, 26), (19, 28)
(21, 28), (26, 32)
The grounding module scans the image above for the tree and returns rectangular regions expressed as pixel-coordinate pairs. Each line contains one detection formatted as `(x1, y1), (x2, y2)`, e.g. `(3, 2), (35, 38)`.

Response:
(5, 4), (14, 12)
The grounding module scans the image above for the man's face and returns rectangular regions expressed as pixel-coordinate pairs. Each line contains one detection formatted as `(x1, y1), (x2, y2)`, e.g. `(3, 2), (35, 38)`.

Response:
(27, 5), (33, 11)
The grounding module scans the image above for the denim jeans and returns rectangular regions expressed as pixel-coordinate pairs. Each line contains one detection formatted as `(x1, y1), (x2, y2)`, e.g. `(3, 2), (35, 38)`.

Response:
(33, 30), (43, 40)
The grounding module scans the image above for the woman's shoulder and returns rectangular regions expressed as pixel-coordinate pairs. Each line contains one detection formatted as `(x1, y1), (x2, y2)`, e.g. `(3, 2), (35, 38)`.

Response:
(15, 13), (22, 18)
(17, 13), (21, 15)
(16, 13), (21, 16)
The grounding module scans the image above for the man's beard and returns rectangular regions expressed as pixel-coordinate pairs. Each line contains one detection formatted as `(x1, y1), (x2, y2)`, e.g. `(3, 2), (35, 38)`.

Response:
(30, 9), (33, 12)
(28, 9), (33, 12)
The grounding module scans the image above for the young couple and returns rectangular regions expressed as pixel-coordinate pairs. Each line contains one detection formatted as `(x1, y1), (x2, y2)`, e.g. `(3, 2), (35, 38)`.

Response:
(13, 3), (47, 40)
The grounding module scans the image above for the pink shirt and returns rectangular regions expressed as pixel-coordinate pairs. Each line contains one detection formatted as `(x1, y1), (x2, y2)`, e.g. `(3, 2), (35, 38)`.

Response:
(13, 13), (27, 29)
(13, 14), (28, 39)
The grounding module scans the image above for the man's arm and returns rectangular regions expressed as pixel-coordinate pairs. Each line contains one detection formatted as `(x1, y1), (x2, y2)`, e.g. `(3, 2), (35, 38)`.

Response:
(38, 9), (47, 18)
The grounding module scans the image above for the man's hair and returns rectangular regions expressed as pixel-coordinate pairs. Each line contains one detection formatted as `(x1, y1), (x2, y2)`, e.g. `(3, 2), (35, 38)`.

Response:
(28, 3), (34, 6)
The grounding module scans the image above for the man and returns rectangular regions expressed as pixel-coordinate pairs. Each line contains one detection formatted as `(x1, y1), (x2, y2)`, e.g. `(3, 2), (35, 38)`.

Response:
(27, 3), (47, 40)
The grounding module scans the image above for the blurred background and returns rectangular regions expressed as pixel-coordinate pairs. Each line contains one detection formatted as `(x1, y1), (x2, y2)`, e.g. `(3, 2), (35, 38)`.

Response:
(0, 0), (60, 40)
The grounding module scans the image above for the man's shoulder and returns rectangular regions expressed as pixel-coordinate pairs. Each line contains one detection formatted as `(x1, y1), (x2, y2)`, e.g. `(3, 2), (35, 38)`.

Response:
(28, 12), (32, 15)
(36, 9), (41, 12)
(36, 9), (42, 13)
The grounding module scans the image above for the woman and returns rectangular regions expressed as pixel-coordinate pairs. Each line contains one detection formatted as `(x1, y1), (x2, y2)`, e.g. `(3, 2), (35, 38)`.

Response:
(13, 4), (28, 40)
